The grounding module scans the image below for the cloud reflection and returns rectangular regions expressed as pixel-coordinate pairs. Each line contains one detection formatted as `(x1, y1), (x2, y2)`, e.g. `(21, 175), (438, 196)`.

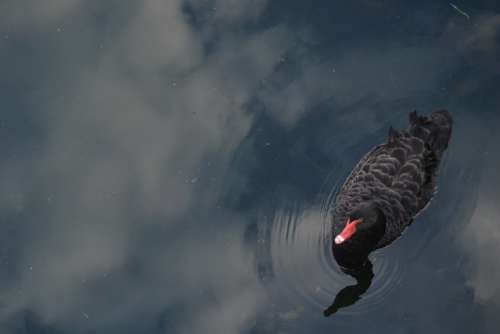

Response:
(0, 1), (500, 333)
(0, 0), (285, 332)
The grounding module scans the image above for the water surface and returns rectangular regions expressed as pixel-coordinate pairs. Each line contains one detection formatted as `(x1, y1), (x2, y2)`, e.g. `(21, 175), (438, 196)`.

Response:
(1, 0), (500, 333)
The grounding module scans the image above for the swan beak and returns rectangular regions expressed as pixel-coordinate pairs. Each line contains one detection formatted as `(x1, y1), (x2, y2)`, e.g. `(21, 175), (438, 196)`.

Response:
(334, 218), (362, 245)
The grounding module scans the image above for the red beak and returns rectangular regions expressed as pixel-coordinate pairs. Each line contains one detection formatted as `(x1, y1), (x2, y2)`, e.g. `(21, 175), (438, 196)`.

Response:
(335, 218), (363, 244)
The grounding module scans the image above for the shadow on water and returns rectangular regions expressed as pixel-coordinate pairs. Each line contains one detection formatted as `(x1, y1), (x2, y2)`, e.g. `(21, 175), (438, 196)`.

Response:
(323, 261), (374, 317)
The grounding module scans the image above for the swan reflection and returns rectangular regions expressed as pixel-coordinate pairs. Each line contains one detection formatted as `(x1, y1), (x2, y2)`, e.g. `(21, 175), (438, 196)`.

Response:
(324, 261), (374, 316)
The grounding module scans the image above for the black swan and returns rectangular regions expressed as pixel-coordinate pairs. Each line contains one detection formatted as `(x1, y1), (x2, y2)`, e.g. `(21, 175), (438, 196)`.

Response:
(324, 110), (452, 316)
(331, 110), (453, 269)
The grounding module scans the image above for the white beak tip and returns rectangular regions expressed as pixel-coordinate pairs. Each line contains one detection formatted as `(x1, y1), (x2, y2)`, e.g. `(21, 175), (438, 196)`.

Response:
(334, 235), (344, 244)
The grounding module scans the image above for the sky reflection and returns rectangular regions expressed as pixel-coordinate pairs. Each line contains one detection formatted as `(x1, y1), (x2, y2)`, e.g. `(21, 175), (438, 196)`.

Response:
(0, 0), (499, 333)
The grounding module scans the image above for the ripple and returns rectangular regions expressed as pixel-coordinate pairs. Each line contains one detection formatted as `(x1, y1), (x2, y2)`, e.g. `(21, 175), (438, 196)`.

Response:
(255, 177), (405, 318)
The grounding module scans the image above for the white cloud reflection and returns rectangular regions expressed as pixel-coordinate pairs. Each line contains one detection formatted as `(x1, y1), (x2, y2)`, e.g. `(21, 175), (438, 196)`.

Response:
(0, 0), (282, 332)
(0, 1), (499, 333)
(461, 131), (500, 308)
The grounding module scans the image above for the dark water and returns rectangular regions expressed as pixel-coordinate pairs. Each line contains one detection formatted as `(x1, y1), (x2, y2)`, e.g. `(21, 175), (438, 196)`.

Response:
(1, 1), (500, 333)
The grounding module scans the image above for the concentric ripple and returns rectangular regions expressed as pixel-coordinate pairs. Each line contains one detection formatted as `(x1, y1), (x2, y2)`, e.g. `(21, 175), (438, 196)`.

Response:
(255, 177), (405, 318)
